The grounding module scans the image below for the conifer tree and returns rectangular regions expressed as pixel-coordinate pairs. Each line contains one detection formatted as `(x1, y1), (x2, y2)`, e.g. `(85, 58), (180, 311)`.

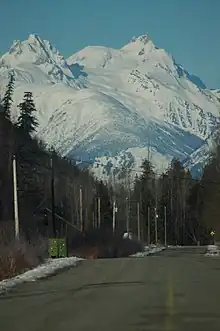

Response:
(17, 92), (38, 135)
(135, 159), (156, 242)
(2, 72), (15, 120)
(2, 71), (15, 120)
(199, 146), (220, 241)
(96, 180), (112, 229)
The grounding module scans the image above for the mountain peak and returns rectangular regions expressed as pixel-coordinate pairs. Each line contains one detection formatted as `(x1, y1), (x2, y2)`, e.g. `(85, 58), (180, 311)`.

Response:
(121, 33), (156, 54)
(9, 34), (44, 54)
(27, 33), (44, 44)
(130, 34), (150, 44)
(28, 33), (42, 43)
(0, 34), (79, 86)
(1, 34), (63, 67)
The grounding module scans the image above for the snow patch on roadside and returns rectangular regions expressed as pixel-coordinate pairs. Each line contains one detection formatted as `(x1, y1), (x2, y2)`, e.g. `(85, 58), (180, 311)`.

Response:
(130, 246), (166, 257)
(0, 257), (83, 294)
(205, 245), (220, 257)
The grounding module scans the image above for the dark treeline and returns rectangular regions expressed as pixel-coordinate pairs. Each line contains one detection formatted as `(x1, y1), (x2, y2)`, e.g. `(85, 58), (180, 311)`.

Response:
(0, 72), (219, 246)
(115, 149), (220, 246)
(0, 73), (113, 247)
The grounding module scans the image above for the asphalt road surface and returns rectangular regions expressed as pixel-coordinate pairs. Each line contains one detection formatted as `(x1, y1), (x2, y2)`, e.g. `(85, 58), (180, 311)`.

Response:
(1, 246), (220, 331)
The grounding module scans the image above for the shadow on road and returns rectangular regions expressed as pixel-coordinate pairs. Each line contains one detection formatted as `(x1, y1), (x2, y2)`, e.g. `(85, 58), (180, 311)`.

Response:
(0, 280), (147, 301)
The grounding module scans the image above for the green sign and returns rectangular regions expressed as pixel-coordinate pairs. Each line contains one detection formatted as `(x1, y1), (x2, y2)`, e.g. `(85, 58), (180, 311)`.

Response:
(48, 238), (68, 258)
(59, 238), (68, 258)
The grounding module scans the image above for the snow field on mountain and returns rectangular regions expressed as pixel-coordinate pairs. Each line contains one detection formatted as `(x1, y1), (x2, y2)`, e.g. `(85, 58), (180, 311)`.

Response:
(0, 34), (219, 178)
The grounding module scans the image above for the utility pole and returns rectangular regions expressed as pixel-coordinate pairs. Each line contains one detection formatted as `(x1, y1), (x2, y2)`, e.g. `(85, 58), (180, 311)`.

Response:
(164, 205), (167, 246)
(12, 154), (19, 240)
(112, 168), (117, 233)
(137, 202), (140, 241)
(155, 207), (158, 244)
(112, 200), (117, 233)
(92, 211), (95, 228)
(147, 120), (151, 245)
(147, 124), (150, 163)
(155, 178), (158, 245)
(170, 175), (175, 243)
(140, 192), (142, 240)
(50, 155), (56, 237)
(85, 207), (88, 231)
(94, 197), (97, 228)
(126, 196), (129, 233)
(97, 196), (101, 228)
(126, 169), (131, 233)
(79, 186), (83, 232)
(147, 206), (150, 244)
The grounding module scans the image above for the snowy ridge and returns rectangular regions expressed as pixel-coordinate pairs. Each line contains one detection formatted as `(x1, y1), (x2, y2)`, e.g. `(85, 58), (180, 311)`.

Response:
(0, 33), (220, 178)
(0, 34), (84, 87)
(68, 45), (119, 69)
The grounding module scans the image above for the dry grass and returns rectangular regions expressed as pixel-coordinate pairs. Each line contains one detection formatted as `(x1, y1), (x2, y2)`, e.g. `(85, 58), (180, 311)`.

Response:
(0, 222), (144, 281)
(71, 246), (100, 259)
(0, 222), (48, 281)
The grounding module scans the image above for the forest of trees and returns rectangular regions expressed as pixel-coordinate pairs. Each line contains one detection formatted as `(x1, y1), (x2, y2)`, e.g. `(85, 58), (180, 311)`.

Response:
(0, 72), (219, 248)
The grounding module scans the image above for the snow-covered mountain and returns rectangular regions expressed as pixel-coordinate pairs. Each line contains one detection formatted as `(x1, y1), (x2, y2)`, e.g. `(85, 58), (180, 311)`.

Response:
(0, 34), (219, 179)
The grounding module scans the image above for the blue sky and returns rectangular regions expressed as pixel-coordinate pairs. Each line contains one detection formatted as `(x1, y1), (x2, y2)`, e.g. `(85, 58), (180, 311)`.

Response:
(1, 0), (220, 88)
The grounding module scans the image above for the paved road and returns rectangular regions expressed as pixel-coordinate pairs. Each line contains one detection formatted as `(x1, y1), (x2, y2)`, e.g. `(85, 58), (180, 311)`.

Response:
(1, 247), (220, 331)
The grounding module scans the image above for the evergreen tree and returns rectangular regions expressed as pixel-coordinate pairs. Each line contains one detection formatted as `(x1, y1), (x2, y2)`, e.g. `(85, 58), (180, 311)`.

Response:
(157, 159), (193, 245)
(115, 182), (129, 233)
(199, 145), (220, 241)
(15, 93), (39, 214)
(17, 92), (38, 135)
(2, 71), (15, 121)
(0, 106), (14, 221)
(133, 159), (156, 242)
(0, 73), (16, 220)
(96, 180), (112, 229)
(187, 180), (209, 245)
